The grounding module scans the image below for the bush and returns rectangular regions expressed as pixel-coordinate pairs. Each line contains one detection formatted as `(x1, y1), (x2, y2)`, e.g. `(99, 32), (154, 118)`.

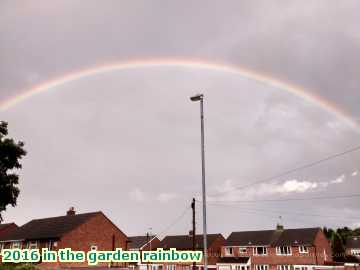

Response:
(0, 264), (39, 270)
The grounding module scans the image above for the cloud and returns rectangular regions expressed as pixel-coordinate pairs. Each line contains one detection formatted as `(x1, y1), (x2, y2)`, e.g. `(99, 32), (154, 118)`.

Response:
(331, 174), (346, 184)
(211, 174), (346, 201)
(129, 188), (146, 202)
(352, 170), (358, 176)
(157, 193), (178, 203)
(276, 179), (318, 193)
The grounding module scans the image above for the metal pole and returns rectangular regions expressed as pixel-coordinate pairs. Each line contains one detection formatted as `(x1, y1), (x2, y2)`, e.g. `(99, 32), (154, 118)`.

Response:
(200, 97), (208, 270)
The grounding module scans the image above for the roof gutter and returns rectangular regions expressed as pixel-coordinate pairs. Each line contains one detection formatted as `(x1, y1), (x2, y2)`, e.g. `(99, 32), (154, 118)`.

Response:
(0, 239), (25, 243)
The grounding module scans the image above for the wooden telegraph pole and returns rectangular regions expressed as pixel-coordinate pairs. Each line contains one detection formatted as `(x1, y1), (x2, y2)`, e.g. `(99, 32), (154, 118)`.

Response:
(191, 198), (196, 270)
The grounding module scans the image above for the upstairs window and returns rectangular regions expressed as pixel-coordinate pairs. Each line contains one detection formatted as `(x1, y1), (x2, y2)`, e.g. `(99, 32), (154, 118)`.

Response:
(167, 265), (176, 270)
(239, 247), (247, 254)
(91, 245), (98, 251)
(47, 240), (54, 250)
(225, 247), (233, 256)
(276, 246), (292, 255)
(294, 266), (308, 270)
(253, 246), (267, 256)
(299, 246), (308, 253)
(11, 241), (21, 249)
(28, 241), (38, 249)
(277, 266), (291, 270)
(255, 265), (269, 270)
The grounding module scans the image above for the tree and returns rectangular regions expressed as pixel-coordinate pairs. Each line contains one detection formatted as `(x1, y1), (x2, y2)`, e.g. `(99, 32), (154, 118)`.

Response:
(0, 121), (26, 222)
(331, 232), (345, 261)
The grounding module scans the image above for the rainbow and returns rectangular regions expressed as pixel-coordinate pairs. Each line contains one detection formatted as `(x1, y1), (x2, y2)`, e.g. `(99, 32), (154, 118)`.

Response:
(0, 58), (358, 129)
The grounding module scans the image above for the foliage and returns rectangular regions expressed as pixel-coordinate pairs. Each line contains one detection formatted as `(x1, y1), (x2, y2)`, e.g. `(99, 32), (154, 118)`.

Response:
(323, 226), (360, 262)
(0, 264), (39, 270)
(0, 121), (26, 222)
(331, 232), (345, 261)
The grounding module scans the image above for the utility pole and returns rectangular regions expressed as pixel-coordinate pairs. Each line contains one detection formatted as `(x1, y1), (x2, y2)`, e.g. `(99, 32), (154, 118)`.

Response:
(146, 232), (150, 270)
(190, 94), (208, 270)
(191, 198), (196, 270)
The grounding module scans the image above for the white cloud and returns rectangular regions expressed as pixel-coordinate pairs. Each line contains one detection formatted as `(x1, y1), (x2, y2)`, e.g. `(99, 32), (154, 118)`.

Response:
(352, 170), (358, 176)
(276, 179), (318, 193)
(331, 174), (345, 184)
(211, 174), (346, 201)
(157, 192), (178, 202)
(129, 188), (146, 202)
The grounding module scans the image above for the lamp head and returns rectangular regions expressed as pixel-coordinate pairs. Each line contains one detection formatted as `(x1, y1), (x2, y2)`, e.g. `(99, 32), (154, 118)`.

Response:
(190, 94), (204, 102)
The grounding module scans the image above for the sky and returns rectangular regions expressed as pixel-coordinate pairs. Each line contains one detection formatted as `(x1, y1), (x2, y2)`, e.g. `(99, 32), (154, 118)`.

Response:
(0, 1), (360, 238)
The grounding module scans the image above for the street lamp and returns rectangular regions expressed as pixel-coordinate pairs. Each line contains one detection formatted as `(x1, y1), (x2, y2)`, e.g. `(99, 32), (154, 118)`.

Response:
(190, 93), (208, 270)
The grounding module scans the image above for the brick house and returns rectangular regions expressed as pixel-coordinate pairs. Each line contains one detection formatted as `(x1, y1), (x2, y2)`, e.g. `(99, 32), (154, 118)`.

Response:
(155, 233), (225, 270)
(0, 223), (18, 250)
(218, 226), (332, 270)
(0, 208), (128, 268)
(128, 235), (161, 270)
(128, 235), (161, 251)
(346, 236), (360, 258)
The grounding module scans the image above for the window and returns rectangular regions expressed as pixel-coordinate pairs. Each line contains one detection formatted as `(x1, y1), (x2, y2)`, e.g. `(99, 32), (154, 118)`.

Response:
(28, 241), (37, 249)
(276, 246), (292, 255)
(277, 265), (291, 270)
(152, 265), (159, 270)
(47, 240), (54, 250)
(294, 266), (308, 270)
(234, 266), (246, 270)
(11, 241), (21, 249)
(167, 265), (176, 270)
(255, 265), (269, 270)
(91, 245), (98, 251)
(225, 247), (233, 256)
(299, 246), (308, 253)
(253, 246), (267, 256)
(239, 247), (247, 254)
(351, 249), (360, 256)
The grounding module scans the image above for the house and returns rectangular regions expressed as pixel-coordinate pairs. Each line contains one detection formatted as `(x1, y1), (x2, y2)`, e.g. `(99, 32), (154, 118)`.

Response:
(128, 235), (161, 270)
(155, 233), (225, 270)
(0, 223), (18, 250)
(0, 207), (128, 268)
(218, 226), (332, 270)
(345, 236), (360, 258)
(128, 235), (161, 251)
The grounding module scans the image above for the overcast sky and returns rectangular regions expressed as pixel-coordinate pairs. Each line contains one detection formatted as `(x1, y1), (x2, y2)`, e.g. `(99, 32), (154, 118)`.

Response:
(1, 1), (360, 238)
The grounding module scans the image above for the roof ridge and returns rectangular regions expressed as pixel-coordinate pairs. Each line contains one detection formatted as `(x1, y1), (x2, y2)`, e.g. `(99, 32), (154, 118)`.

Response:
(231, 227), (320, 233)
(164, 233), (221, 237)
(27, 211), (101, 223)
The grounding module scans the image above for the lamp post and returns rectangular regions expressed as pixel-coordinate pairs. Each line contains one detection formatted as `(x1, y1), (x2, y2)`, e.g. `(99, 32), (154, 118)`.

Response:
(190, 93), (208, 270)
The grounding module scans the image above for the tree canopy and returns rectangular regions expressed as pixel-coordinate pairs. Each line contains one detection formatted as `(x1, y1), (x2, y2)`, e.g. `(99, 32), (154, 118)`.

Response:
(0, 121), (26, 222)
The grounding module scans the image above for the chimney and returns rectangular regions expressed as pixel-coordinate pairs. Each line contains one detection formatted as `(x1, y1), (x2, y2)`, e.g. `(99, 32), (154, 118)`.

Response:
(67, 207), (76, 216)
(276, 216), (284, 231)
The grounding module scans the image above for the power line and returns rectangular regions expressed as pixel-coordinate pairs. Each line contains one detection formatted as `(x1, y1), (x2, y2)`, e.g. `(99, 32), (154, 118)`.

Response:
(206, 202), (360, 221)
(210, 144), (360, 197)
(143, 205), (190, 246)
(198, 193), (360, 204)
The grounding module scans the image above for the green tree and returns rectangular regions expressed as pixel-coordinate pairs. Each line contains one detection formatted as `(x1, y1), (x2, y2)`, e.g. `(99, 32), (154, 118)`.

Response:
(331, 232), (345, 261)
(0, 121), (26, 222)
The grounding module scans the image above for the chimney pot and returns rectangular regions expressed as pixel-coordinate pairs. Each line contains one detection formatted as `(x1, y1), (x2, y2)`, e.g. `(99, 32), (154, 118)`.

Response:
(67, 207), (76, 216)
